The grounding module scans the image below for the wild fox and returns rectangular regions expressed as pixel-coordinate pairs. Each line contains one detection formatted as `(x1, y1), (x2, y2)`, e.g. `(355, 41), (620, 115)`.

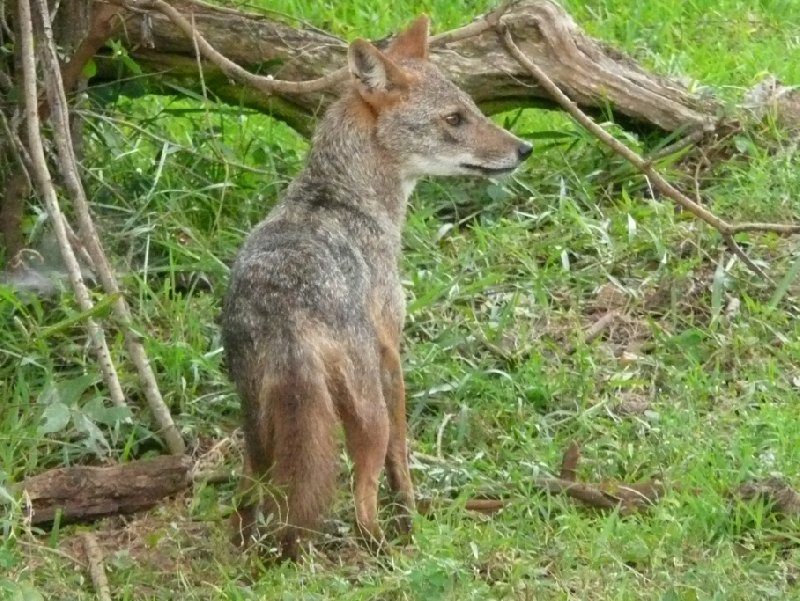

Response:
(222, 15), (532, 559)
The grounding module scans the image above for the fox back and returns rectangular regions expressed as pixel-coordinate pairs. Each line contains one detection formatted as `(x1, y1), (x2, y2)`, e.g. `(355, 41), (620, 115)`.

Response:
(222, 15), (531, 560)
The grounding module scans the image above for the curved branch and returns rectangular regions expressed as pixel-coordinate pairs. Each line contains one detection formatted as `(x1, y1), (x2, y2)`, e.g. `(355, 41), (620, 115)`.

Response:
(500, 23), (800, 279)
(36, 0), (185, 455)
(98, 0), (721, 134)
(18, 0), (127, 408)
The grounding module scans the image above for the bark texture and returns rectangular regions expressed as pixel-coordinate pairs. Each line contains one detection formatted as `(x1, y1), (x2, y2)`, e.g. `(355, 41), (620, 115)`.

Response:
(98, 0), (721, 134)
(19, 455), (192, 524)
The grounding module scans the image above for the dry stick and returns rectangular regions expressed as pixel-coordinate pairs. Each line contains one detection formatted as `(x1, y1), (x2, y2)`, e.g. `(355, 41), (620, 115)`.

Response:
(559, 440), (580, 481)
(34, 0), (185, 455)
(64, 219), (98, 274)
(119, 0), (347, 95)
(17, 0), (127, 409)
(644, 130), (705, 164)
(723, 232), (769, 280)
(81, 533), (112, 601)
(534, 477), (619, 509)
(564, 310), (617, 354)
(428, 0), (511, 46)
(119, 0), (509, 98)
(1, 0), (118, 264)
(463, 499), (505, 514)
(499, 26), (800, 267)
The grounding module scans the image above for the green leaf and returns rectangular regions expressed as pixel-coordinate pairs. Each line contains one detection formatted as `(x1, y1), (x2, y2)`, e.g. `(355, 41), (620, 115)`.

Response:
(0, 547), (18, 570)
(56, 374), (97, 407)
(0, 483), (14, 505)
(82, 397), (133, 426)
(251, 146), (268, 165)
(674, 328), (705, 350)
(121, 54), (143, 75)
(164, 83), (208, 103)
(733, 135), (755, 155)
(73, 412), (110, 456)
(485, 182), (511, 203)
(39, 402), (71, 434)
(18, 582), (45, 601)
(81, 58), (97, 79)
(109, 39), (142, 75)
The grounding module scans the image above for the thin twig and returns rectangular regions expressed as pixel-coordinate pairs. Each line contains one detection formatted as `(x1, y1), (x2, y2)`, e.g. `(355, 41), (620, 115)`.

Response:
(564, 310), (617, 354)
(644, 130), (705, 164)
(534, 477), (619, 509)
(116, 0), (348, 96)
(0, 0), (11, 41)
(500, 24), (800, 277)
(722, 233), (770, 281)
(727, 222), (800, 235)
(116, 0), (515, 99)
(428, 0), (511, 46)
(63, 217), (98, 273)
(18, 0), (127, 408)
(435, 413), (454, 459)
(81, 533), (112, 601)
(0, 110), (34, 261)
(17, 538), (86, 569)
(0, 110), (32, 188)
(34, 0), (185, 454)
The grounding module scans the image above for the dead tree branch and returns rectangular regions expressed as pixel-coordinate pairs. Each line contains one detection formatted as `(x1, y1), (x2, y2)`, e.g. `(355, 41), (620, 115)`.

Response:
(15, 442), (236, 525)
(1, 0), (121, 263)
(118, 0), (346, 97)
(17, 0), (127, 409)
(34, 0), (185, 455)
(81, 533), (112, 601)
(416, 441), (664, 517)
(500, 24), (800, 277)
(19, 455), (192, 524)
(101, 0), (720, 135)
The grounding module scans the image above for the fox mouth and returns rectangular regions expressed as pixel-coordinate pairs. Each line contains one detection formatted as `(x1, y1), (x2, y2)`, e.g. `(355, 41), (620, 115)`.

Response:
(459, 163), (518, 176)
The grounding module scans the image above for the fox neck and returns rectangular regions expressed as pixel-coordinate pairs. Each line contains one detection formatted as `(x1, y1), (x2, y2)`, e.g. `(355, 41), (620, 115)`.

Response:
(296, 93), (414, 238)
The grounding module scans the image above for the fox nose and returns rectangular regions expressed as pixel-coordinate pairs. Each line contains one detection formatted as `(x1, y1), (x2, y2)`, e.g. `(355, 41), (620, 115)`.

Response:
(517, 142), (533, 162)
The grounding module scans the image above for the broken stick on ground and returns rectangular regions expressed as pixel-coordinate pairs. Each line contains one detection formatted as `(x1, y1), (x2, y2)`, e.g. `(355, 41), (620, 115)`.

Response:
(81, 533), (112, 601)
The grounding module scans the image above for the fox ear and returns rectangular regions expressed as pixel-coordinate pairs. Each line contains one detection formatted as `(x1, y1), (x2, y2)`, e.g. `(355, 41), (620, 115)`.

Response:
(348, 39), (409, 95)
(388, 15), (429, 60)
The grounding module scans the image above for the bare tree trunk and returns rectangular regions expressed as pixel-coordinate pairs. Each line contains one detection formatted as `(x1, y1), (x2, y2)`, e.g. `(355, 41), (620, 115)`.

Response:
(97, 0), (721, 135)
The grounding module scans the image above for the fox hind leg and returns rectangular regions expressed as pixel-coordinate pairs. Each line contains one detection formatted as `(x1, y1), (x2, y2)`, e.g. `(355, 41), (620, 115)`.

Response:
(381, 345), (415, 535)
(230, 415), (274, 549)
(341, 397), (390, 552)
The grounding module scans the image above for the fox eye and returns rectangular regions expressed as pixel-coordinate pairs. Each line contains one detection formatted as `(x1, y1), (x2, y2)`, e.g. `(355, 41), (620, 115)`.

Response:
(444, 112), (464, 127)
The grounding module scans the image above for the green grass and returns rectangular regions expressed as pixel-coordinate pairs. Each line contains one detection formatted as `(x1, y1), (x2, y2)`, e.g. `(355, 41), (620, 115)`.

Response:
(2, 0), (800, 599)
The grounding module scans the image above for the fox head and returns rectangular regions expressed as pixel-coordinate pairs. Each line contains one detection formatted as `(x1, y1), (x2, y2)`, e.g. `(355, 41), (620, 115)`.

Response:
(346, 16), (532, 179)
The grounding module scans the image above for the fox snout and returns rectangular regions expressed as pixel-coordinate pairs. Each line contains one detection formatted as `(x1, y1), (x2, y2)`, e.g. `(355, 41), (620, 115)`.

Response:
(454, 124), (533, 177)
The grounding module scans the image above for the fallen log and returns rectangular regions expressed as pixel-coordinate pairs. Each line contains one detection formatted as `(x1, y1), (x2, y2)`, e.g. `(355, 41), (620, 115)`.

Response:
(97, 0), (721, 134)
(18, 455), (192, 525)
